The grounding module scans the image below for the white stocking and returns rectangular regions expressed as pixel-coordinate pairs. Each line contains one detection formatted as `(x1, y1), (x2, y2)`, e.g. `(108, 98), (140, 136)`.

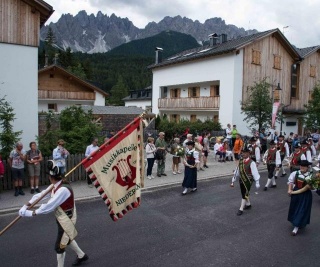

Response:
(57, 252), (65, 267)
(275, 169), (280, 177)
(271, 177), (276, 185)
(281, 166), (286, 174)
(246, 199), (251, 206)
(265, 178), (272, 187)
(239, 199), (246, 211)
(69, 240), (85, 258)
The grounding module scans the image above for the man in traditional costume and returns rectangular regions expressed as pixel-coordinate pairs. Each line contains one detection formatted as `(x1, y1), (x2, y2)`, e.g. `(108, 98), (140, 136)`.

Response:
(263, 140), (281, 191)
(182, 141), (199, 195)
(289, 143), (306, 172)
(231, 146), (260, 215)
(18, 160), (88, 267)
(249, 137), (261, 165)
(275, 134), (290, 178)
(287, 160), (313, 236)
(301, 139), (312, 164)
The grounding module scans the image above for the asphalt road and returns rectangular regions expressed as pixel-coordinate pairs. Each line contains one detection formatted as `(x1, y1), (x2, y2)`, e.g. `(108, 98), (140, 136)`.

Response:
(1, 172), (320, 267)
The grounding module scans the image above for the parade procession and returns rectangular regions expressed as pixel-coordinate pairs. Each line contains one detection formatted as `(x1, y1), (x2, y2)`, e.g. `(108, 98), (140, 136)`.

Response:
(2, 0), (320, 266)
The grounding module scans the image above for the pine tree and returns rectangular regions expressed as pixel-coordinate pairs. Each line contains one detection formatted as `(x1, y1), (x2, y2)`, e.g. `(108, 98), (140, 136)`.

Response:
(109, 76), (129, 106)
(44, 26), (57, 65)
(241, 78), (273, 133)
(304, 83), (320, 129)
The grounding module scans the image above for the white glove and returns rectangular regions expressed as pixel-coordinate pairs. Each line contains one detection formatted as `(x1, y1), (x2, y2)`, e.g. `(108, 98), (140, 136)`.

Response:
(18, 205), (28, 216)
(19, 210), (33, 217)
(255, 181), (260, 189)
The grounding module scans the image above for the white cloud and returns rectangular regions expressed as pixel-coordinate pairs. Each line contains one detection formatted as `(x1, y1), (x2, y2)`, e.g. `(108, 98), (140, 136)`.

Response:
(44, 0), (320, 47)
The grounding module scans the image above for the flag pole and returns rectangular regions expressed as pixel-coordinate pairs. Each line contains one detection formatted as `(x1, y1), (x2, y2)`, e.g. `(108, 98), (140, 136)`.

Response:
(0, 113), (147, 236)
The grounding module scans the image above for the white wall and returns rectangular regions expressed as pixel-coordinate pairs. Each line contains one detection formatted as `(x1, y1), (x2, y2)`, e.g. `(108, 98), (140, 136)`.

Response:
(152, 52), (246, 133)
(0, 43), (38, 147)
(94, 92), (105, 106)
(125, 99), (151, 110)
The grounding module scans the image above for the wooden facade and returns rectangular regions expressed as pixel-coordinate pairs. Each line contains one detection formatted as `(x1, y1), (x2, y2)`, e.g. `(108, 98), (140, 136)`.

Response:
(0, 0), (53, 47)
(38, 65), (108, 100)
(158, 96), (220, 110)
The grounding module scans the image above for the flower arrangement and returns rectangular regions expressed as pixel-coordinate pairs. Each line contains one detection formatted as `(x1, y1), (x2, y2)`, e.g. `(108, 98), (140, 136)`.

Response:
(291, 171), (320, 194)
(175, 146), (185, 157)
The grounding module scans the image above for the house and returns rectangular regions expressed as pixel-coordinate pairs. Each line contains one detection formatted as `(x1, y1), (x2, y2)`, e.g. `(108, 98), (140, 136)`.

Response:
(149, 29), (319, 136)
(38, 64), (108, 112)
(0, 0), (53, 146)
(123, 85), (152, 111)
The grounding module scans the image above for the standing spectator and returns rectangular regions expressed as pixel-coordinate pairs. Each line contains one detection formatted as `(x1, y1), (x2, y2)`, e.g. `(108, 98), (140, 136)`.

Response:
(85, 138), (99, 187)
(259, 128), (268, 154)
(26, 142), (43, 194)
(182, 141), (199, 195)
(233, 134), (244, 161)
(53, 139), (69, 176)
(311, 129), (320, 148)
(292, 134), (300, 153)
(231, 145), (260, 216)
(155, 132), (167, 177)
(202, 132), (210, 168)
(194, 137), (204, 170)
(183, 134), (193, 148)
(262, 140), (281, 191)
(0, 154), (5, 198)
(145, 137), (157, 179)
(171, 137), (182, 175)
(231, 125), (238, 149)
(226, 124), (232, 149)
(287, 160), (313, 236)
(9, 142), (26, 196)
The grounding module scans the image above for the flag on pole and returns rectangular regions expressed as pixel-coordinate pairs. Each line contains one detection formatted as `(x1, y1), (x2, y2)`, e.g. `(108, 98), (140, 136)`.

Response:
(271, 102), (280, 128)
(82, 117), (145, 221)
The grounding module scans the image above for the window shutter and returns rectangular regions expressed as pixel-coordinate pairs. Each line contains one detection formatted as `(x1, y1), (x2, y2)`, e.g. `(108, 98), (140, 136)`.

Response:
(196, 87), (200, 97)
(188, 87), (192, 97)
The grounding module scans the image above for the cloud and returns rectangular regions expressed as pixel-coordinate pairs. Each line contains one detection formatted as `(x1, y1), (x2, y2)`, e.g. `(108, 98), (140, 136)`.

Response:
(45, 0), (320, 47)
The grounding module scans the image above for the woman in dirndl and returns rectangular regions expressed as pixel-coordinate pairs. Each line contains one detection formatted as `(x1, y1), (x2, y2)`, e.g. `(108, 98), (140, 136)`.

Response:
(287, 160), (313, 236)
(182, 141), (200, 195)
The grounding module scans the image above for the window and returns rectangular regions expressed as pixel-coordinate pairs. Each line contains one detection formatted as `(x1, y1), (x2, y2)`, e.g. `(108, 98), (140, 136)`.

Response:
(310, 65), (316, 77)
(252, 49), (261, 65)
(170, 114), (180, 123)
(188, 87), (200, 97)
(210, 85), (220, 96)
(273, 55), (281, 70)
(291, 63), (300, 98)
(170, 88), (181, 98)
(48, 103), (57, 112)
(190, 115), (197, 122)
(163, 87), (168, 98)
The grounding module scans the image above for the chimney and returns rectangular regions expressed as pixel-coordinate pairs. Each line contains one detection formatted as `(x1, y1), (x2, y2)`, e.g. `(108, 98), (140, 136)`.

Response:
(221, 33), (228, 43)
(155, 47), (163, 64)
(208, 33), (218, 46)
(44, 54), (48, 67)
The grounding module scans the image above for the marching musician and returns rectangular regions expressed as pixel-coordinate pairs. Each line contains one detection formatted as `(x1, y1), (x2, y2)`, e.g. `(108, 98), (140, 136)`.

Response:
(18, 161), (89, 267)
(231, 145), (260, 216)
(275, 134), (290, 178)
(301, 139), (312, 164)
(249, 137), (261, 166)
(263, 140), (281, 191)
(289, 143), (306, 172)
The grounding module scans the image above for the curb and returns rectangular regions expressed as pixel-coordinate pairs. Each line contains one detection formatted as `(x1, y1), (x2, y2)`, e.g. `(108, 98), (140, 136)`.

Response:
(0, 168), (268, 216)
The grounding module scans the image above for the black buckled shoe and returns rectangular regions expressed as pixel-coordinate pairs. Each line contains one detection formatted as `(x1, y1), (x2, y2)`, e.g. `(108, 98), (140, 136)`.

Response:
(72, 254), (89, 266)
(263, 187), (268, 191)
(271, 185), (277, 188)
(237, 210), (243, 216)
(244, 205), (251, 210)
(280, 173), (287, 177)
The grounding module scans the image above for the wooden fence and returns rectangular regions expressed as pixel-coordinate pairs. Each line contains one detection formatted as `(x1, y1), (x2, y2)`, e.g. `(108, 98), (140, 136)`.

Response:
(0, 154), (87, 191)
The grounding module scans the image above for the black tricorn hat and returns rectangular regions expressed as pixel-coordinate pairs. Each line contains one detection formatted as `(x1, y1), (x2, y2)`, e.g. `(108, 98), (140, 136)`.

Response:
(301, 139), (308, 145)
(269, 140), (276, 145)
(242, 145), (252, 153)
(278, 134), (284, 138)
(185, 141), (195, 146)
(250, 137), (256, 142)
(299, 160), (312, 167)
(294, 143), (301, 148)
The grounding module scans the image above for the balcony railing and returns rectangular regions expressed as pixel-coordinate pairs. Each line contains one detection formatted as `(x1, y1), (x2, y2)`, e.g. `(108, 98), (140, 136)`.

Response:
(38, 90), (95, 100)
(158, 96), (220, 110)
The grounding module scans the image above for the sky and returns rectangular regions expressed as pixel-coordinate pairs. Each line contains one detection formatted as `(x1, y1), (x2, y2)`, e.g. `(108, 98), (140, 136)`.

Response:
(44, 0), (320, 48)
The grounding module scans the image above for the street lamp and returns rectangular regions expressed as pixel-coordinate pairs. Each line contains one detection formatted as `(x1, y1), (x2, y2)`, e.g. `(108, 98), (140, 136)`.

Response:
(272, 83), (282, 103)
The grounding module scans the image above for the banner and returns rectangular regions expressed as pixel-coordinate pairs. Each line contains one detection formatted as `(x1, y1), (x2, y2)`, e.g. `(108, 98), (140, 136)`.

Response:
(82, 117), (144, 221)
(271, 102), (280, 128)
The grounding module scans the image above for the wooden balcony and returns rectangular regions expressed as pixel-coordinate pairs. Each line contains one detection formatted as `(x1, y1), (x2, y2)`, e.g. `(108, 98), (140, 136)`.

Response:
(38, 90), (95, 100)
(158, 96), (220, 110)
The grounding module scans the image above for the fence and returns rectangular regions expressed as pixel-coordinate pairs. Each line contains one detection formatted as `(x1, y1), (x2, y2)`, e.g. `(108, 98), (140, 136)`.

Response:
(0, 154), (87, 191)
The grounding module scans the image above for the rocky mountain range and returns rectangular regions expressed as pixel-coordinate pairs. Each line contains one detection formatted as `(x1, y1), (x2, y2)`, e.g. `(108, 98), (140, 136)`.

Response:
(40, 11), (257, 54)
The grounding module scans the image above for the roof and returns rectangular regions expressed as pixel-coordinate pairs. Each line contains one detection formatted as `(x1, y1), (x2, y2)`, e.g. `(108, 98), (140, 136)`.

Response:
(38, 64), (108, 97)
(81, 105), (145, 115)
(149, 28), (301, 69)
(123, 86), (152, 101)
(25, 0), (54, 27)
(295, 45), (320, 59)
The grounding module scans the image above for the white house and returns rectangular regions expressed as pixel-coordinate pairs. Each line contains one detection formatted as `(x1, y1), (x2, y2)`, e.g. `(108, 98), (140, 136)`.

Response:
(38, 64), (108, 112)
(149, 29), (320, 136)
(123, 86), (152, 111)
(0, 0), (53, 146)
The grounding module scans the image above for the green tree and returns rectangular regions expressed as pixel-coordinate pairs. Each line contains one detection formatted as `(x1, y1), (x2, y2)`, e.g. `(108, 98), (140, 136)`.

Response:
(44, 26), (57, 65)
(38, 106), (103, 156)
(241, 78), (273, 133)
(59, 47), (74, 68)
(67, 63), (87, 80)
(304, 83), (320, 129)
(109, 76), (129, 105)
(0, 95), (22, 159)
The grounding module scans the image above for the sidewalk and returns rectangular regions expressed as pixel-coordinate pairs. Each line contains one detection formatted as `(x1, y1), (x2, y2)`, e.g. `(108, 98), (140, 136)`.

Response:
(0, 153), (266, 214)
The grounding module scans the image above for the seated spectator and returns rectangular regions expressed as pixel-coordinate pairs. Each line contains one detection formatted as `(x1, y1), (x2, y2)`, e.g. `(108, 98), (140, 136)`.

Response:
(214, 139), (225, 162)
(233, 134), (244, 161)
